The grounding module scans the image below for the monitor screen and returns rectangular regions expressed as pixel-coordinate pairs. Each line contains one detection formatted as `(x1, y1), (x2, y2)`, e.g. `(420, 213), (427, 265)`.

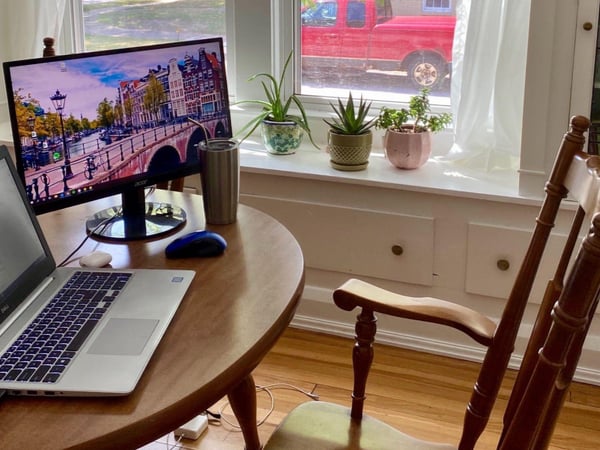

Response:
(3, 37), (231, 240)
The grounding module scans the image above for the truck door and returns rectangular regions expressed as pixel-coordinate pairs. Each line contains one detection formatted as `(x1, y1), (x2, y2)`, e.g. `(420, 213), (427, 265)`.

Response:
(301, 1), (341, 58)
(341, 1), (372, 61)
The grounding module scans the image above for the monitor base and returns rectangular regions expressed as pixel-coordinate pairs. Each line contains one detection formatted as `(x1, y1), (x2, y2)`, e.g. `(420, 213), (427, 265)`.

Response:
(86, 202), (186, 240)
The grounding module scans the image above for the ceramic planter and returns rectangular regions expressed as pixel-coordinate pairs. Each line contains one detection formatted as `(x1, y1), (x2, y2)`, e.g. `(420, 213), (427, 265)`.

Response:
(261, 120), (304, 155)
(383, 128), (432, 169)
(328, 130), (373, 171)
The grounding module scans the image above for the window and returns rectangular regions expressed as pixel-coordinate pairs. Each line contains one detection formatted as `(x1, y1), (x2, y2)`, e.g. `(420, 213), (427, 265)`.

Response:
(80, 0), (226, 52)
(299, 0), (454, 104)
(232, 0), (597, 197)
(52, 0), (600, 197)
(423, 0), (452, 14)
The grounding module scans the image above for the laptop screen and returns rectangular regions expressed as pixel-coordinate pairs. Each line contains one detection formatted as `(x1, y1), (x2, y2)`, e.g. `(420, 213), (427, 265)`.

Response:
(0, 146), (55, 324)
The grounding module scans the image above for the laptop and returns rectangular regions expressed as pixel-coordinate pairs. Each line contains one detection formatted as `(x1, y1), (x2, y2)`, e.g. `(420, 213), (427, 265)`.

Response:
(0, 145), (195, 396)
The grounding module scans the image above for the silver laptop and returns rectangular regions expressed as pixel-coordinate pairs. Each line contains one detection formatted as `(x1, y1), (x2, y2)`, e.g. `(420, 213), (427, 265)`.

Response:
(0, 145), (195, 396)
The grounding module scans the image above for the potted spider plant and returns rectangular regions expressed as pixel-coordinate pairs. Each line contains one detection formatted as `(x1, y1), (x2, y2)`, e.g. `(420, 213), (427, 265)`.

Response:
(324, 92), (376, 171)
(375, 88), (452, 169)
(236, 51), (316, 155)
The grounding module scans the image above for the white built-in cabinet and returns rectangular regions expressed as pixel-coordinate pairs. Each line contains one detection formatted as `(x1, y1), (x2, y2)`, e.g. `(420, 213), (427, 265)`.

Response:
(236, 166), (600, 385)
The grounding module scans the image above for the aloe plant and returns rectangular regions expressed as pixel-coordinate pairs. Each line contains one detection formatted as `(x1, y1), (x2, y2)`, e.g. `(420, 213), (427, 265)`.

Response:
(324, 92), (376, 135)
(236, 51), (317, 147)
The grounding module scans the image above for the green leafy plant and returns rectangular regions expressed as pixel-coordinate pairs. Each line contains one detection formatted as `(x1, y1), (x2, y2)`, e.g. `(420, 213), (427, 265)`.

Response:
(324, 92), (376, 135)
(375, 88), (452, 133)
(236, 51), (317, 147)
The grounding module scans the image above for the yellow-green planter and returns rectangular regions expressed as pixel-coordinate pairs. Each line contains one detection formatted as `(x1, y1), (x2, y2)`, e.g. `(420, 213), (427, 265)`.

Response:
(327, 130), (372, 171)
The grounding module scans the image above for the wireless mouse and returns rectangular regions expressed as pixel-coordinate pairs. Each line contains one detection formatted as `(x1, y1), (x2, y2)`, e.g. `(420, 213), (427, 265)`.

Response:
(165, 230), (227, 258)
(79, 250), (113, 268)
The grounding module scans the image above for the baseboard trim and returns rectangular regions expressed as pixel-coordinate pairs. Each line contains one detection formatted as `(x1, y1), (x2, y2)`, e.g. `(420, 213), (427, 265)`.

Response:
(290, 313), (600, 386)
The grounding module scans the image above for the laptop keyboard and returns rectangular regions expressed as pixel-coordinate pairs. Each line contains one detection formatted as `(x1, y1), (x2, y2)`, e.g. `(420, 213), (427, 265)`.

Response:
(0, 271), (132, 384)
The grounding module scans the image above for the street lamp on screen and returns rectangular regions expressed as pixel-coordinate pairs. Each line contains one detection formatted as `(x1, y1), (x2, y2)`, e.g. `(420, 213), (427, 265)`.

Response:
(50, 89), (73, 185)
(27, 115), (39, 170)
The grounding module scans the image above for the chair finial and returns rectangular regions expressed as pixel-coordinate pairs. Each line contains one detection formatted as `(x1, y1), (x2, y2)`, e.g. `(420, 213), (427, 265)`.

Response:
(570, 115), (591, 136)
(43, 37), (55, 57)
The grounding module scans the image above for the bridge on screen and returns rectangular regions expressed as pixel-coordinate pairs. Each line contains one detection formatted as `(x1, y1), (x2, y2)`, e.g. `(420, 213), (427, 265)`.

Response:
(25, 117), (228, 202)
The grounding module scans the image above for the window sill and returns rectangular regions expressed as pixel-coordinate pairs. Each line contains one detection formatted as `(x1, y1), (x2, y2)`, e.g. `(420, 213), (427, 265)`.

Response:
(239, 138), (544, 208)
(0, 116), (546, 208)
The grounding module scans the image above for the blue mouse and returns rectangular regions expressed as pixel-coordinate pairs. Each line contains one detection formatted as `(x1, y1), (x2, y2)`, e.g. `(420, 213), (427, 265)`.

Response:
(165, 230), (227, 258)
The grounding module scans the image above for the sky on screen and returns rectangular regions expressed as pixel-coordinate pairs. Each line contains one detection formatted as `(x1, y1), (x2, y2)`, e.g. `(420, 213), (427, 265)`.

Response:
(8, 40), (222, 121)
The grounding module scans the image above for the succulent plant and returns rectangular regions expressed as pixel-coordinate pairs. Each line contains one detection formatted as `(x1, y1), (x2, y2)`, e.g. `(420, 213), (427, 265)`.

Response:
(324, 92), (376, 135)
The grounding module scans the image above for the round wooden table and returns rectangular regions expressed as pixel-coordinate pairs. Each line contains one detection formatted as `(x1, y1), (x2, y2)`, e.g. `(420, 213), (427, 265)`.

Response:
(0, 190), (305, 450)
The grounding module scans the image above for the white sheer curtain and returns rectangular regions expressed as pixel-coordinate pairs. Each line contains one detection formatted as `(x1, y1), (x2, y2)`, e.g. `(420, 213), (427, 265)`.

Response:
(447, 0), (531, 171)
(0, 0), (67, 118)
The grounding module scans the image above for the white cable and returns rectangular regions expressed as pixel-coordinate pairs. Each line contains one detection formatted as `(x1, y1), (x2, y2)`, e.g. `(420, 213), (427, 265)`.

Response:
(160, 431), (196, 450)
(216, 382), (319, 430)
(257, 382), (320, 400)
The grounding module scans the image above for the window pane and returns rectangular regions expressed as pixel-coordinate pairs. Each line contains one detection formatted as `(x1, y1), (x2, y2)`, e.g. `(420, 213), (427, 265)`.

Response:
(300, 0), (454, 105)
(83, 0), (226, 52)
(423, 0), (452, 13)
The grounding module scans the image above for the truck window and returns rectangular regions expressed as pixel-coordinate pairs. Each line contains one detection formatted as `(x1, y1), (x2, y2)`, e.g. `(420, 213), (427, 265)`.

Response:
(302, 2), (338, 27)
(423, 0), (452, 14)
(347, 2), (366, 28)
(376, 0), (393, 20)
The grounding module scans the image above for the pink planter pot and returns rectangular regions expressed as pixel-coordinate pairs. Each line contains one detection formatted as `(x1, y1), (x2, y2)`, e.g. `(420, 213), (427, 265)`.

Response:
(383, 129), (432, 169)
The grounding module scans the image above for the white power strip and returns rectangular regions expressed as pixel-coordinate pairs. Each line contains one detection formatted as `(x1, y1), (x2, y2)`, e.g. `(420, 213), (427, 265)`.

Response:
(174, 414), (209, 440)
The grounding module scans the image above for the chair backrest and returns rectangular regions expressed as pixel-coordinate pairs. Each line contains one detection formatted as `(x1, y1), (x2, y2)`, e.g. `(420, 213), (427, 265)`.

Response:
(459, 115), (600, 449)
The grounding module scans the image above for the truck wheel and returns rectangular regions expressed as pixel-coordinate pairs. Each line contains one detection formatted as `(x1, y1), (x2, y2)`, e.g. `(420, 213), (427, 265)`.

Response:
(406, 55), (447, 90)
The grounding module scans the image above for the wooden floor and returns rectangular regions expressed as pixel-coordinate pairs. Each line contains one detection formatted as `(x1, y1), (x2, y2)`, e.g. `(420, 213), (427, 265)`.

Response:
(141, 327), (600, 450)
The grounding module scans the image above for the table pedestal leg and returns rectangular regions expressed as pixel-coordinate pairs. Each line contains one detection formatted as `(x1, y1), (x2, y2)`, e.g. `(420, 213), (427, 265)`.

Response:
(228, 374), (261, 450)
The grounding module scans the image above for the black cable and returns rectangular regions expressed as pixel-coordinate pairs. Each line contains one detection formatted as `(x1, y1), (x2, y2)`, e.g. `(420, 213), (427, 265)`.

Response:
(56, 212), (120, 267)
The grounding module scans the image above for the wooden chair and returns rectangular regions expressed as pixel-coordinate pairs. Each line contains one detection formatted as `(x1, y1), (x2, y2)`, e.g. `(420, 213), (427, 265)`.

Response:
(263, 115), (600, 450)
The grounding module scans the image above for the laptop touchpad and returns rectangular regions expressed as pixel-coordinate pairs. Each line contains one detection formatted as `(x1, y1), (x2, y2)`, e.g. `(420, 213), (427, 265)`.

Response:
(87, 318), (159, 355)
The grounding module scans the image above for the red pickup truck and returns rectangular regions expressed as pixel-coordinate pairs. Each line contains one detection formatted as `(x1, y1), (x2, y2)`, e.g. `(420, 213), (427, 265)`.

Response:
(301, 0), (455, 90)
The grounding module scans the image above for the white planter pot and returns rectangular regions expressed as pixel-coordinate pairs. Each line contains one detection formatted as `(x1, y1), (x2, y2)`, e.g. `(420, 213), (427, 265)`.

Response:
(261, 120), (304, 155)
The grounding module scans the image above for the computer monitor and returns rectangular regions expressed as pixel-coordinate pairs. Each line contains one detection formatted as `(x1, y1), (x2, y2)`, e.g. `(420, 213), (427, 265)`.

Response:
(3, 37), (231, 240)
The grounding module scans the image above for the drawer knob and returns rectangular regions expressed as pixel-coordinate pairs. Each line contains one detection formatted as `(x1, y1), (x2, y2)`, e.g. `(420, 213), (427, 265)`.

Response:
(391, 245), (404, 256)
(497, 259), (510, 271)
(583, 21), (594, 31)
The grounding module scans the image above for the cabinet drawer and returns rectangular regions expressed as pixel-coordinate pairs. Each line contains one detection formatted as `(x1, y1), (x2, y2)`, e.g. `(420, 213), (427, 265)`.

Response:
(465, 223), (569, 302)
(242, 197), (435, 286)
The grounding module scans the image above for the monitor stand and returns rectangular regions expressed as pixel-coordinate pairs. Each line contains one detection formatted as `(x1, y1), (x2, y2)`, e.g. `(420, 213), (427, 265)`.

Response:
(85, 188), (186, 240)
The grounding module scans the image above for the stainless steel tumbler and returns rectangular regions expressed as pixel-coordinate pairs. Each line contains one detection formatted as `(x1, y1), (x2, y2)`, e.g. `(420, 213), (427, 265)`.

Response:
(199, 139), (239, 225)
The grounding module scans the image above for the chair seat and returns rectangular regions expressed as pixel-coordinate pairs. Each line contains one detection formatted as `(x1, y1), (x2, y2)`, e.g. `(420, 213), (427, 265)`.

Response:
(263, 401), (457, 450)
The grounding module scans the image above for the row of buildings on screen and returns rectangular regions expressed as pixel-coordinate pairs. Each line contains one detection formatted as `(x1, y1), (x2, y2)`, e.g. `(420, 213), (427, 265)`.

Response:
(118, 46), (228, 129)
